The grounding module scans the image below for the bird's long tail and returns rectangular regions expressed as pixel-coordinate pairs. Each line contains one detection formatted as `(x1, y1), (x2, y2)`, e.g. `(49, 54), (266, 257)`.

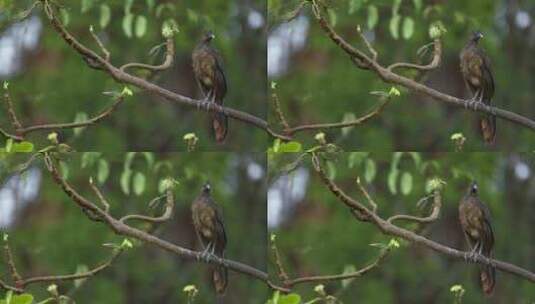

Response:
(480, 261), (495, 295)
(212, 255), (228, 295)
(210, 110), (228, 143)
(480, 112), (496, 144)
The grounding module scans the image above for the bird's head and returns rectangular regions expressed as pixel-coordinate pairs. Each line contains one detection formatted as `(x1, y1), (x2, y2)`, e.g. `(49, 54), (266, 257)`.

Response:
(202, 30), (215, 43)
(469, 181), (479, 195)
(202, 182), (212, 194)
(471, 31), (484, 43)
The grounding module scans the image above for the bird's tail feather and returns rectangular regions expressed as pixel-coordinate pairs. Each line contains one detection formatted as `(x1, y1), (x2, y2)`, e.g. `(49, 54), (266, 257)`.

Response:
(480, 262), (495, 296)
(210, 110), (228, 143)
(480, 113), (496, 144)
(212, 263), (228, 295)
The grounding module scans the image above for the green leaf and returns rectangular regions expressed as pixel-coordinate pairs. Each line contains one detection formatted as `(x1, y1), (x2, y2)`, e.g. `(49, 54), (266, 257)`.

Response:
(341, 113), (356, 136)
(5, 138), (13, 152)
(8, 294), (33, 304)
(278, 293), (301, 304)
(133, 172), (146, 196)
(124, 152), (136, 169)
(364, 159), (376, 183)
(389, 15), (401, 40)
(341, 265), (357, 287)
(12, 141), (34, 153)
(99, 4), (111, 28)
(388, 169), (399, 194)
(124, 0), (134, 14)
(429, 21), (447, 39)
(145, 0), (155, 12)
(120, 169), (132, 195)
(122, 14), (134, 38)
(97, 159), (109, 184)
(367, 5), (378, 29)
(74, 265), (89, 288)
(135, 15), (147, 38)
(73, 112), (88, 136)
(326, 161), (337, 180)
(327, 8), (337, 27)
(392, 0), (402, 15)
(402, 17), (415, 39)
(81, 0), (94, 13)
(349, 0), (366, 14)
(412, 0), (422, 11)
(59, 161), (69, 180)
(59, 8), (70, 26)
(400, 172), (413, 195)
(81, 152), (101, 168)
(348, 152), (368, 168)
(278, 141), (302, 153)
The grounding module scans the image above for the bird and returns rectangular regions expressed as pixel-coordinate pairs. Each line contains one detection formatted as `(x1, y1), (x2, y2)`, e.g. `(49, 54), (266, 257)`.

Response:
(460, 31), (496, 144)
(458, 182), (496, 295)
(192, 31), (228, 143)
(191, 182), (228, 295)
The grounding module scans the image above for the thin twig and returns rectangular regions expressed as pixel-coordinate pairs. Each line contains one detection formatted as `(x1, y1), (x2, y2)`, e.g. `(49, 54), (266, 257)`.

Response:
(387, 39), (442, 71)
(3, 236), (22, 285)
(3, 85), (23, 131)
(119, 191), (174, 224)
(17, 95), (124, 135)
(120, 38), (174, 72)
(88, 177), (110, 213)
(21, 247), (124, 287)
(89, 26), (110, 61)
(286, 96), (391, 135)
(271, 90), (290, 132)
(270, 235), (289, 282)
(284, 247), (391, 287)
(387, 191), (441, 224)
(356, 177), (377, 213)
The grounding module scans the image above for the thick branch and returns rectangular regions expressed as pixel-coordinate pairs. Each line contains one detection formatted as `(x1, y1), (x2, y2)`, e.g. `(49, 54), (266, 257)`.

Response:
(311, 153), (535, 283)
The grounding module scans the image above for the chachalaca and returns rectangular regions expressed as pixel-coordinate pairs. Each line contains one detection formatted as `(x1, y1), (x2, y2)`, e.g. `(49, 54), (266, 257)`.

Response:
(191, 182), (228, 295)
(192, 31), (228, 143)
(458, 182), (496, 295)
(460, 31), (496, 144)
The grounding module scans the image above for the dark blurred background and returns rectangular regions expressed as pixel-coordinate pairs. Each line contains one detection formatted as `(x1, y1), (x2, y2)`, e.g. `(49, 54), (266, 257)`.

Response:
(268, 152), (535, 303)
(0, 0), (267, 151)
(0, 152), (268, 303)
(268, 0), (535, 151)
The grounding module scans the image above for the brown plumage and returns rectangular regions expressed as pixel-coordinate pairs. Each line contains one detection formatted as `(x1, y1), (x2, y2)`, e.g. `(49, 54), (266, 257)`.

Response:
(191, 182), (228, 295)
(192, 31), (228, 143)
(460, 31), (496, 144)
(458, 182), (495, 295)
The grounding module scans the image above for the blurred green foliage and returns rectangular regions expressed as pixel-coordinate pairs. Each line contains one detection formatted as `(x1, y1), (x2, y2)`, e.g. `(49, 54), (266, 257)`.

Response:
(269, 151), (535, 303)
(0, 0), (267, 151)
(269, 0), (535, 150)
(0, 152), (267, 303)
